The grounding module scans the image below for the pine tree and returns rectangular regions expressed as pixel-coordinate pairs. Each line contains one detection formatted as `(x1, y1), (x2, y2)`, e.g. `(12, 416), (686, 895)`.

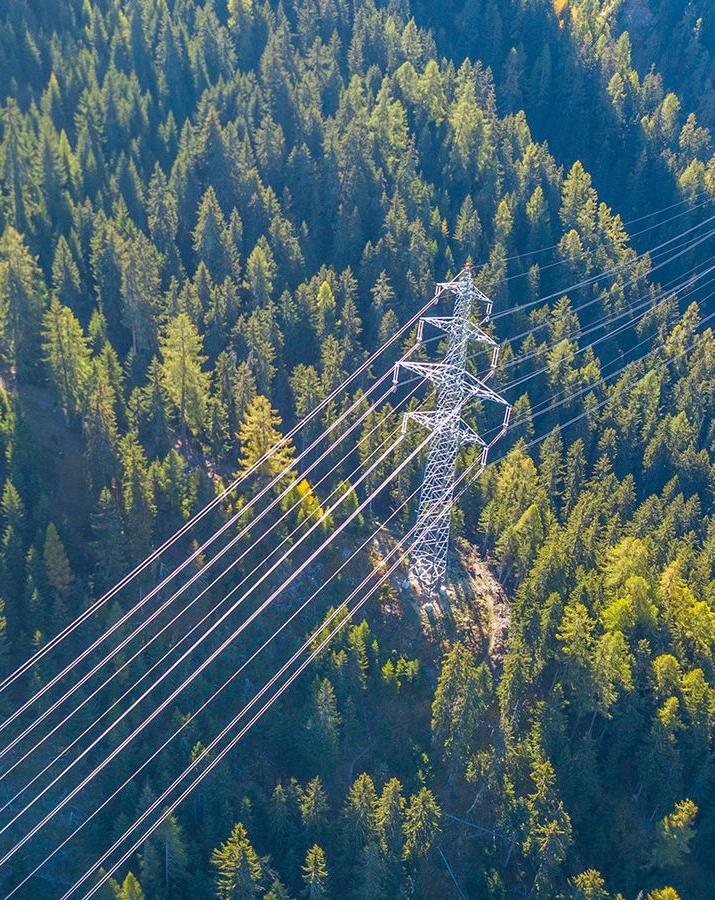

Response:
(245, 238), (276, 307)
(0, 598), (8, 675)
(140, 812), (188, 899)
(120, 230), (161, 356)
(0, 99), (36, 232)
(304, 678), (341, 769)
(43, 522), (72, 602)
(289, 365), (323, 429)
(205, 395), (231, 461)
(454, 195), (482, 260)
(265, 878), (293, 900)
(146, 163), (180, 275)
(211, 821), (263, 899)
(402, 789), (441, 861)
(376, 777), (405, 868)
(355, 841), (386, 900)
(83, 363), (122, 490)
(118, 872), (146, 900)
(90, 488), (128, 596)
(139, 357), (172, 457)
(569, 869), (609, 899)
(301, 845), (329, 899)
(159, 312), (210, 440)
(523, 758), (573, 894)
(238, 395), (295, 480)
(343, 773), (378, 858)
(238, 305), (279, 392)
(120, 430), (156, 561)
(194, 186), (233, 282)
(0, 227), (46, 379)
(650, 799), (698, 870)
(432, 643), (493, 777)
(233, 361), (258, 429)
(0, 479), (25, 611)
(299, 777), (329, 844)
(42, 298), (92, 420)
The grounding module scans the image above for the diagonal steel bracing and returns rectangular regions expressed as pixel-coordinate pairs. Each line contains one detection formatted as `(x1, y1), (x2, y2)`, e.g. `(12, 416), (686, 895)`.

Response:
(396, 266), (511, 593)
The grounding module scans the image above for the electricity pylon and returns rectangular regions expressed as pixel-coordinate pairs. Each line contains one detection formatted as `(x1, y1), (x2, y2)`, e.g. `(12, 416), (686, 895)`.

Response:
(395, 266), (511, 593)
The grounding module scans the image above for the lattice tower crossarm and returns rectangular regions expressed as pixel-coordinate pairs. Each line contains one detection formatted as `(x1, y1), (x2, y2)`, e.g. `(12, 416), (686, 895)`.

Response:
(395, 267), (511, 592)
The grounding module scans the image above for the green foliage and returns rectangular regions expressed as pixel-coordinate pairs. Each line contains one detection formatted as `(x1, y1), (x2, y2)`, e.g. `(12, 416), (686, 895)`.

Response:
(301, 845), (329, 899)
(211, 822), (263, 899)
(649, 799), (698, 871)
(159, 312), (210, 439)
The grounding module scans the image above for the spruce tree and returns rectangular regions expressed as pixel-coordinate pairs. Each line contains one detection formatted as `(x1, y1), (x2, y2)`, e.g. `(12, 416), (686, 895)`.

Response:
(301, 845), (329, 900)
(159, 312), (210, 441)
(211, 822), (263, 900)
(42, 298), (92, 420)
(237, 395), (295, 480)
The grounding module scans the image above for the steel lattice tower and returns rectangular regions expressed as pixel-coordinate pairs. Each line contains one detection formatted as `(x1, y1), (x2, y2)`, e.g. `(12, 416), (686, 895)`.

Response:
(396, 266), (511, 592)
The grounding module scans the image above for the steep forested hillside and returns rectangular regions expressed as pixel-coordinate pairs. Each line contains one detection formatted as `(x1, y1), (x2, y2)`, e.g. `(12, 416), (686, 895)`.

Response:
(413, 0), (715, 223)
(619, 0), (715, 128)
(1, 1), (715, 898)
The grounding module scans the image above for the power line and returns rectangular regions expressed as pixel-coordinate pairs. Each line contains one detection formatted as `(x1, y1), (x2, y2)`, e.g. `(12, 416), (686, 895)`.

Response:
(4, 262), (680, 805)
(0, 374), (428, 809)
(16, 287), (715, 899)
(0, 367), (409, 765)
(4, 458), (430, 899)
(0, 425), (438, 861)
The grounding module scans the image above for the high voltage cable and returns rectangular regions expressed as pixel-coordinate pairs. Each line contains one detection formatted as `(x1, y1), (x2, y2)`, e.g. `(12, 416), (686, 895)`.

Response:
(0, 422), (420, 840)
(0, 368), (398, 730)
(491, 211), (715, 320)
(64, 435), (531, 899)
(11, 294), (715, 897)
(0, 278), (456, 698)
(0, 274), (680, 816)
(489, 190), (714, 266)
(1, 265), (678, 782)
(498, 192), (715, 283)
(69, 478), (472, 900)
(4, 213), (715, 871)
(4, 229), (691, 754)
(471, 256), (715, 375)
(621, 189), (713, 226)
(498, 245), (715, 349)
(4, 192), (708, 704)
(0, 369), (410, 765)
(418, 217), (715, 364)
(488, 215), (715, 330)
(5, 245), (710, 817)
(503, 274), (715, 401)
(489, 300), (715, 444)
(0, 426), (438, 860)
(0, 376), (428, 808)
(4, 458), (430, 899)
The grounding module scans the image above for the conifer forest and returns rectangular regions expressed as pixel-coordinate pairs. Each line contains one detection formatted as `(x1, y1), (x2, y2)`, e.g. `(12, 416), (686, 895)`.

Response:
(3, 0), (715, 897)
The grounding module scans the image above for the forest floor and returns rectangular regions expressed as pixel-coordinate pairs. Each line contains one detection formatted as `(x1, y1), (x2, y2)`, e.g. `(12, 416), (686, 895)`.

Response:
(374, 530), (511, 674)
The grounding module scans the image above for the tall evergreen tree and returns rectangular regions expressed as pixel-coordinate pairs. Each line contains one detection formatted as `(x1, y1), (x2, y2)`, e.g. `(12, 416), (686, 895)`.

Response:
(159, 312), (210, 440)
